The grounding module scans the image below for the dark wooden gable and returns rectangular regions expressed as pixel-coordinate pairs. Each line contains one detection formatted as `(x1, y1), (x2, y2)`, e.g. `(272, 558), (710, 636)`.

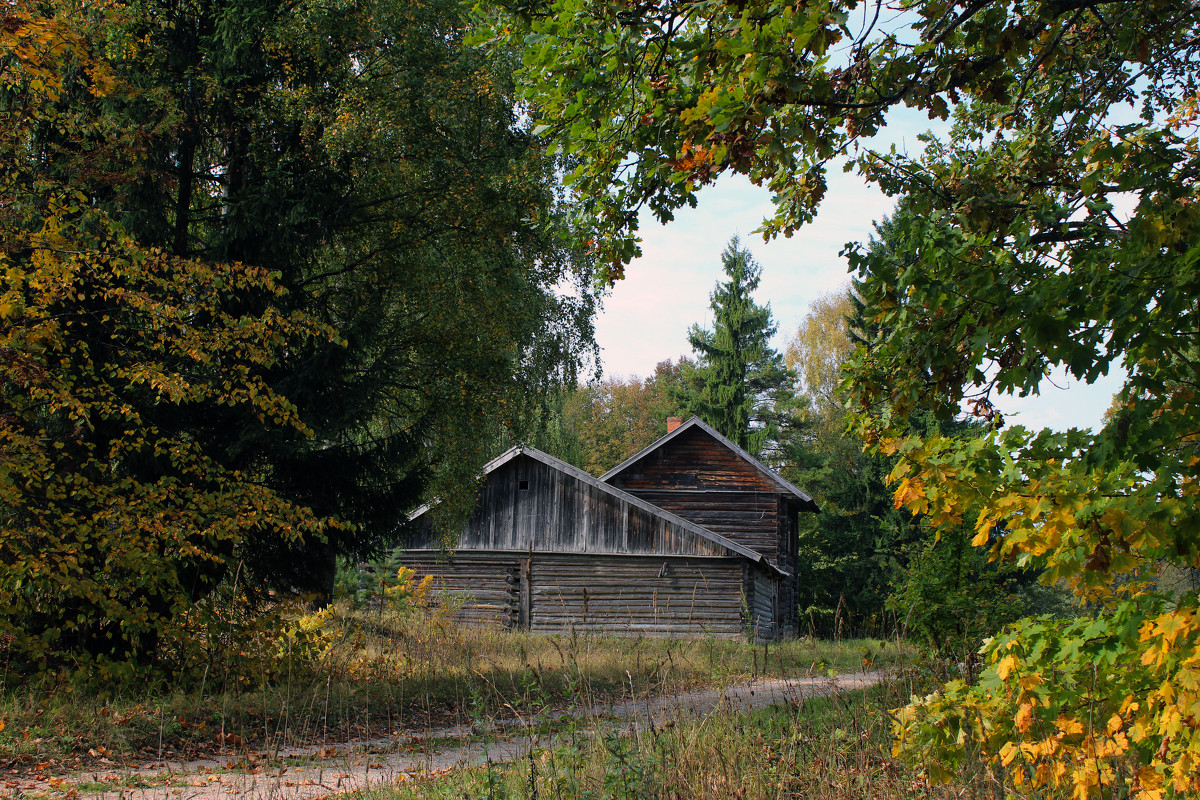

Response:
(600, 417), (817, 511)
(601, 424), (781, 493)
(600, 418), (816, 633)
(406, 447), (775, 567)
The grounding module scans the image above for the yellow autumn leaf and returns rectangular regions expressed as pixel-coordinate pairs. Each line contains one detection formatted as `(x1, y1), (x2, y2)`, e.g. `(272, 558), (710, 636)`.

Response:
(1019, 673), (1044, 691)
(1134, 765), (1164, 800)
(1033, 737), (1058, 757)
(1015, 702), (1034, 733)
(1055, 715), (1084, 736)
(892, 477), (924, 509)
(997, 653), (1021, 680)
(1152, 611), (1193, 648)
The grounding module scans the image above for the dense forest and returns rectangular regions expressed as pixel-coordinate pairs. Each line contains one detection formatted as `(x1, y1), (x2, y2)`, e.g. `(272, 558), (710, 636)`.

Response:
(1, 0), (600, 673)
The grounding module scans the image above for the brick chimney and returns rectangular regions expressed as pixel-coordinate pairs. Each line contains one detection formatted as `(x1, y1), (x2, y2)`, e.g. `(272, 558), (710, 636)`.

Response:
(666, 416), (683, 433)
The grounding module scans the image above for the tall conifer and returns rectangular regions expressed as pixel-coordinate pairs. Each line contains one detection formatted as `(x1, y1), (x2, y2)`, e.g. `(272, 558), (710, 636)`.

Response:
(677, 238), (795, 456)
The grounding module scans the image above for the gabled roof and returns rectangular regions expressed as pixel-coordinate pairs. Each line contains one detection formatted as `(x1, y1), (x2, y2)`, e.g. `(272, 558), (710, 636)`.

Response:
(599, 416), (818, 511)
(409, 444), (787, 575)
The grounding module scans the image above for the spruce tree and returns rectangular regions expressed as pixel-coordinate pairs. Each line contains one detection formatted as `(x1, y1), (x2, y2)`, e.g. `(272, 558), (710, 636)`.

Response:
(98, 0), (599, 598)
(676, 238), (796, 456)
(0, 0), (599, 672)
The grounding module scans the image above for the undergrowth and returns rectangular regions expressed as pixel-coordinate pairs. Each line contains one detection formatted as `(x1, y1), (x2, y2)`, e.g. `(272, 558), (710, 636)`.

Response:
(0, 601), (910, 769)
(354, 668), (998, 800)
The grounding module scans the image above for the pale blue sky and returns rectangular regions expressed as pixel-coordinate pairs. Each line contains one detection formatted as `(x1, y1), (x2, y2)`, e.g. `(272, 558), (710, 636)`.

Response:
(590, 109), (1125, 433)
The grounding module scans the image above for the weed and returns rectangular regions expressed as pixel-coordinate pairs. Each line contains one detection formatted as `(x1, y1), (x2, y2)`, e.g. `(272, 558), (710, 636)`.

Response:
(357, 671), (995, 800)
(0, 607), (913, 789)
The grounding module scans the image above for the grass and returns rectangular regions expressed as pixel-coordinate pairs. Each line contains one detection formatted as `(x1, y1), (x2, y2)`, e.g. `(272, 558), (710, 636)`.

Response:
(0, 604), (911, 771)
(350, 668), (998, 800)
(0, 606), (1003, 800)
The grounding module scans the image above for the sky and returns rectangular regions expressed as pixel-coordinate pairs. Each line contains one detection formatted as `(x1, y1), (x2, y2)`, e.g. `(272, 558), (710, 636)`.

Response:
(588, 109), (1126, 433)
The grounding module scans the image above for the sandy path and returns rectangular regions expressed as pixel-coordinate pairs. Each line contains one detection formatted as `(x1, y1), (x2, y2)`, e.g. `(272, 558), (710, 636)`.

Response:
(26, 670), (884, 800)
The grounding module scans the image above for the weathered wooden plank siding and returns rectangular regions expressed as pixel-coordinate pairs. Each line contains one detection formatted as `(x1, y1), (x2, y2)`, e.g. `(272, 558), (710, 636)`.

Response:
(777, 497), (800, 633)
(620, 488), (781, 564)
(399, 551), (762, 639)
(401, 442), (802, 639)
(406, 454), (735, 559)
(749, 569), (780, 640)
(606, 427), (780, 493)
(399, 551), (519, 628)
(603, 430), (804, 635)
(528, 555), (747, 637)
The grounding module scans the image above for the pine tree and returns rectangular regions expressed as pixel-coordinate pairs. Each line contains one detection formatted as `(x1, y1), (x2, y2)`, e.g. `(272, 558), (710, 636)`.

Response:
(676, 238), (796, 456)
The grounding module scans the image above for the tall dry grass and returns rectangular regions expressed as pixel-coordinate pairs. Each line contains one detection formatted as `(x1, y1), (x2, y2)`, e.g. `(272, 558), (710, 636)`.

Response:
(355, 663), (999, 800)
(0, 602), (910, 769)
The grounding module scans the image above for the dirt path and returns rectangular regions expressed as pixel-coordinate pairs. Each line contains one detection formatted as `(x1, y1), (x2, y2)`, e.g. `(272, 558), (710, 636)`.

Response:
(21, 671), (885, 800)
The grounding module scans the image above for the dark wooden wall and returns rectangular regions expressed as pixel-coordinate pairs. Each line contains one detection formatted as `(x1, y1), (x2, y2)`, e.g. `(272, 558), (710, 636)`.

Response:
(777, 497), (800, 633)
(400, 551), (518, 628)
(407, 453), (736, 559)
(609, 426), (780, 493)
(530, 554), (751, 637)
(605, 426), (802, 636)
(398, 550), (777, 639)
(746, 567), (782, 641)
(623, 488), (782, 563)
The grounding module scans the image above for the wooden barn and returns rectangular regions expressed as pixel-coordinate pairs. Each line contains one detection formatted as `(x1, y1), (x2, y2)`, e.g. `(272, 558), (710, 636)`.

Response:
(401, 417), (817, 639)
(600, 417), (818, 635)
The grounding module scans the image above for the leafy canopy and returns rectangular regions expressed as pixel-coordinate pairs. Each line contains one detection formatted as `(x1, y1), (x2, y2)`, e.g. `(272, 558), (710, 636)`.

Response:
(101, 0), (600, 582)
(1, 0), (599, 677)
(0, 6), (335, 672)
(502, 0), (1200, 795)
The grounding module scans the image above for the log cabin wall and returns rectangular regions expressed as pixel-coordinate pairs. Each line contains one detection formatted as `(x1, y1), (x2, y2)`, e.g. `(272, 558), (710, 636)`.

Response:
(400, 550), (774, 639)
(747, 566), (781, 641)
(400, 443), (793, 639)
(529, 554), (750, 637)
(618, 488), (782, 564)
(603, 423), (808, 637)
(608, 426), (780, 493)
(399, 551), (521, 628)
(605, 426), (792, 568)
(778, 497), (800, 633)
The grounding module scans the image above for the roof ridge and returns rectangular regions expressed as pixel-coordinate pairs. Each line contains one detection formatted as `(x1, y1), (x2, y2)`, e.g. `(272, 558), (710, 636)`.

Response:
(408, 444), (788, 575)
(598, 417), (818, 510)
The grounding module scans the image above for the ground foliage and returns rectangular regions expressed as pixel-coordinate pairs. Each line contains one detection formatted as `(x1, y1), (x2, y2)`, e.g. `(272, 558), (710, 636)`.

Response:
(1, 0), (599, 678)
(496, 0), (1200, 795)
(363, 668), (993, 800)
(0, 604), (906, 772)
